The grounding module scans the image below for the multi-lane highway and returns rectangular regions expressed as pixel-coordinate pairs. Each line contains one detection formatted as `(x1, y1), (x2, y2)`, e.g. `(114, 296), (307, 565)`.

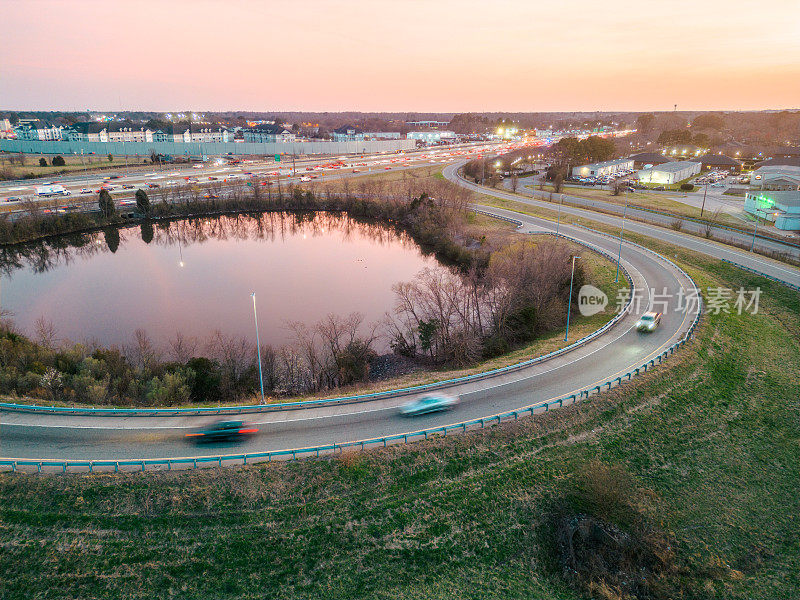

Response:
(1, 157), (798, 471)
(0, 141), (522, 208)
(444, 163), (800, 285)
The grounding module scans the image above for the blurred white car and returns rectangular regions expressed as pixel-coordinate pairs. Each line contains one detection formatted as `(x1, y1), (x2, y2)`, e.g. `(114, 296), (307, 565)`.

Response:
(400, 394), (459, 416)
(635, 311), (662, 332)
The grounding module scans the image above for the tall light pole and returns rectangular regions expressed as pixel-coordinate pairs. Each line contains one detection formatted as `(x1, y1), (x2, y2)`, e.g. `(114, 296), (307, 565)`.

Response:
(251, 292), (265, 403)
(565, 255), (581, 342)
(556, 193), (564, 235)
(749, 208), (766, 252)
(614, 203), (628, 283)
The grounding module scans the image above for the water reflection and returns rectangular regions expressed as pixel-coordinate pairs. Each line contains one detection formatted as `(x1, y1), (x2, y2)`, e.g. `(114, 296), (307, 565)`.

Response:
(1, 212), (435, 349)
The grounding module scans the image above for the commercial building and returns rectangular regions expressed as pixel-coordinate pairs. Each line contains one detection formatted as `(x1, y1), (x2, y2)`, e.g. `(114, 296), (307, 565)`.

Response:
(628, 152), (674, 170)
(406, 130), (456, 144)
(749, 165), (800, 191)
(743, 190), (800, 230)
(571, 158), (634, 179)
(693, 153), (742, 173)
(332, 126), (365, 142)
(242, 124), (295, 143)
(637, 160), (701, 185)
(405, 120), (449, 127)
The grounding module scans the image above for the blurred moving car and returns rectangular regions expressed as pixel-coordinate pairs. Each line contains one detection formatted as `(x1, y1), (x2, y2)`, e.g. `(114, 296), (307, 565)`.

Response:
(400, 394), (459, 416)
(185, 420), (258, 442)
(635, 311), (662, 332)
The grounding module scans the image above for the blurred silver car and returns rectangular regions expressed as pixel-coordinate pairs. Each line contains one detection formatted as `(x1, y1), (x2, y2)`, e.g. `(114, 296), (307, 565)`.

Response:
(400, 394), (459, 416)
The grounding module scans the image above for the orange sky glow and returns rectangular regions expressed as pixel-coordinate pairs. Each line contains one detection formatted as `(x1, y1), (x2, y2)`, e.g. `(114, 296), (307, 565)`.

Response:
(2, 0), (799, 112)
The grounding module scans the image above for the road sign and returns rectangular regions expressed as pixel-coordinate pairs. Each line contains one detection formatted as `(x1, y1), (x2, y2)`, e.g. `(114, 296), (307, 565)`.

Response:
(274, 154), (281, 162)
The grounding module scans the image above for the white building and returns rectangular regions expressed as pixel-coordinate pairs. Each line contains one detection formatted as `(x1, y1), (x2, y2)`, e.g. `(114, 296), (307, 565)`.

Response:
(749, 165), (800, 191)
(364, 132), (401, 140)
(332, 125), (365, 142)
(14, 121), (63, 141)
(744, 190), (800, 230)
(571, 158), (634, 179)
(636, 160), (701, 185)
(406, 130), (456, 144)
(168, 124), (229, 143)
(243, 124), (296, 143)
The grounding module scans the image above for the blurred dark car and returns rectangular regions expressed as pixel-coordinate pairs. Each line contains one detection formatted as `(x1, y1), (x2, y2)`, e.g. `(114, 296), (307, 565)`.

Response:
(185, 420), (258, 443)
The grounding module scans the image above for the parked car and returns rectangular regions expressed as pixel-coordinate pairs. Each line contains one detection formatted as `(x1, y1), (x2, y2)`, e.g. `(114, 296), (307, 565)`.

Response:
(635, 311), (662, 332)
(185, 420), (258, 443)
(400, 394), (459, 417)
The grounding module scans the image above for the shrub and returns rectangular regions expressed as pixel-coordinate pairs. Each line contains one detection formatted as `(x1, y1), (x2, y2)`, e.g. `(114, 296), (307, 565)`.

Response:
(39, 158), (47, 167)
(51, 156), (66, 167)
(680, 183), (693, 191)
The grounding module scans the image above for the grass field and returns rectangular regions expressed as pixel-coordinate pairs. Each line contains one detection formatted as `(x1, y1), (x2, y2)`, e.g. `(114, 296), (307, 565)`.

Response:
(528, 183), (745, 227)
(0, 153), (154, 180)
(0, 236), (797, 599)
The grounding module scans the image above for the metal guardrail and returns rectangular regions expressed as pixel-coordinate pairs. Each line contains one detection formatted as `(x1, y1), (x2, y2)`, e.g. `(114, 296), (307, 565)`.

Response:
(0, 306), (701, 474)
(0, 219), (705, 474)
(720, 259), (800, 292)
(0, 226), (634, 418)
(531, 186), (800, 251)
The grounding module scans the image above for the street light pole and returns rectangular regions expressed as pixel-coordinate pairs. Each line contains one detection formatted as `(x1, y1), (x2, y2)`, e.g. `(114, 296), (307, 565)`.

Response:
(251, 292), (265, 403)
(750, 211), (760, 252)
(556, 193), (564, 235)
(565, 255), (581, 342)
(614, 203), (628, 283)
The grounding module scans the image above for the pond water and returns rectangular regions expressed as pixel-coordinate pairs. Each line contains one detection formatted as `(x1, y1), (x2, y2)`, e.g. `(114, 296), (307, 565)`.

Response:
(0, 212), (438, 352)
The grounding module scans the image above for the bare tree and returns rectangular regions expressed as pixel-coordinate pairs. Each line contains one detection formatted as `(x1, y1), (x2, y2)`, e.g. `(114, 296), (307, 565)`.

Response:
(34, 316), (59, 349)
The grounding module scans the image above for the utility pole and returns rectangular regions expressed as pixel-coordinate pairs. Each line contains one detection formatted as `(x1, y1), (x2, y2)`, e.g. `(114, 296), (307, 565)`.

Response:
(700, 180), (708, 217)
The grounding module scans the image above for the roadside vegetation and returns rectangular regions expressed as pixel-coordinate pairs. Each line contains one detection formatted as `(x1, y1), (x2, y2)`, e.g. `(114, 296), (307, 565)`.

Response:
(0, 172), (618, 407)
(0, 256), (796, 599)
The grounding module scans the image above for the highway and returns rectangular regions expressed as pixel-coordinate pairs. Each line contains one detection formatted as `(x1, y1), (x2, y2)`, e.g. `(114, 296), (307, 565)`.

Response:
(500, 175), (800, 260)
(1, 158), (798, 470)
(444, 163), (800, 286)
(0, 140), (524, 207)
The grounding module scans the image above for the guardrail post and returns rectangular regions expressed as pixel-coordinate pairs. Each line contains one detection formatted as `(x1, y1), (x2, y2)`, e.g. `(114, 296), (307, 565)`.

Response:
(167, 461), (171, 471)
(62, 463), (66, 474)
(114, 462), (119, 473)
(141, 461), (145, 472)
(218, 457), (222, 467)
(193, 459), (197, 469)
(11, 462), (17, 473)
(37, 462), (41, 474)
(292, 450), (297, 460)
(88, 462), (93, 473)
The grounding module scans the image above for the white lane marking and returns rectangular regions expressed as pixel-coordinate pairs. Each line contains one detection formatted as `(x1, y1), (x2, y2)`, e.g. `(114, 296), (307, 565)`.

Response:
(0, 241), (676, 432)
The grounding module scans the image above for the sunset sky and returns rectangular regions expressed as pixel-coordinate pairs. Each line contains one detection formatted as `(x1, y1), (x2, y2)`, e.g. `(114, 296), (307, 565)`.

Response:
(2, 0), (799, 112)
